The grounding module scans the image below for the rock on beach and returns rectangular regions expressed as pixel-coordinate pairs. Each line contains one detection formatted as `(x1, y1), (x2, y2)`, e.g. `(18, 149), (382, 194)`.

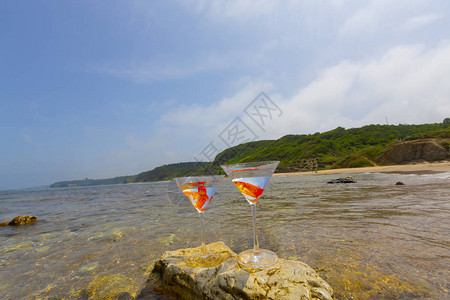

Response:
(145, 241), (334, 300)
(0, 216), (37, 226)
(327, 176), (356, 184)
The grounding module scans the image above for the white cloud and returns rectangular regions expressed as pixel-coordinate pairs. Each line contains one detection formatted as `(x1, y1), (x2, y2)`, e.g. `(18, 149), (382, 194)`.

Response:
(94, 53), (232, 83)
(337, 0), (438, 38)
(270, 41), (450, 135)
(93, 47), (272, 84)
(97, 80), (275, 167)
(90, 0), (450, 170)
(89, 1), (450, 167)
(150, 41), (450, 152)
(397, 13), (443, 31)
(158, 80), (273, 134)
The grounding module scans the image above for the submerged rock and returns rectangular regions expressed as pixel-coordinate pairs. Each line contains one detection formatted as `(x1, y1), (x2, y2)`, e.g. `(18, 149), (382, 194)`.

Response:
(146, 241), (334, 300)
(327, 176), (356, 184)
(86, 274), (142, 299)
(2, 216), (38, 226)
(395, 181), (405, 185)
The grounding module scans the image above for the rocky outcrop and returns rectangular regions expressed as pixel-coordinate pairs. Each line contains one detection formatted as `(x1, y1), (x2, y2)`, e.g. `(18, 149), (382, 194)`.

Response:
(382, 139), (449, 164)
(327, 176), (356, 184)
(0, 216), (37, 226)
(145, 241), (334, 300)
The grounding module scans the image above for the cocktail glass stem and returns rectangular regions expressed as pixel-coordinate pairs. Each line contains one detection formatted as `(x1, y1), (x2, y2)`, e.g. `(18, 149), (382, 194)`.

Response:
(200, 212), (206, 253)
(251, 204), (260, 253)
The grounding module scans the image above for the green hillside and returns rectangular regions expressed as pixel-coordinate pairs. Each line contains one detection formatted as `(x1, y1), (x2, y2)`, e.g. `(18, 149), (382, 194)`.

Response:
(203, 122), (450, 173)
(134, 162), (209, 182)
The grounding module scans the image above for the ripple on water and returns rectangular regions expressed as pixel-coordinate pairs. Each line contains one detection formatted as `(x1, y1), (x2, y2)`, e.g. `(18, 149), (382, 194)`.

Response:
(0, 176), (449, 299)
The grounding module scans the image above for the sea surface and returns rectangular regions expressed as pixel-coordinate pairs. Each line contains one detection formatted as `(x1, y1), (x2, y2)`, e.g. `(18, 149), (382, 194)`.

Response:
(0, 172), (449, 299)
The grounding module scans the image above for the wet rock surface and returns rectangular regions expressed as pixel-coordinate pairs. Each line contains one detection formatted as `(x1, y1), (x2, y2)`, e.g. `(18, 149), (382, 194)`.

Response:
(143, 241), (334, 300)
(1, 216), (37, 226)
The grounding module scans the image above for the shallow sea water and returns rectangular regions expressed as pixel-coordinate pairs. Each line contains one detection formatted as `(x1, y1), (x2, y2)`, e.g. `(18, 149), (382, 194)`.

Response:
(0, 172), (449, 299)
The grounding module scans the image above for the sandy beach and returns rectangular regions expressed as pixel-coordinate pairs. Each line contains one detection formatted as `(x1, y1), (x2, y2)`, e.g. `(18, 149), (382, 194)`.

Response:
(274, 161), (450, 177)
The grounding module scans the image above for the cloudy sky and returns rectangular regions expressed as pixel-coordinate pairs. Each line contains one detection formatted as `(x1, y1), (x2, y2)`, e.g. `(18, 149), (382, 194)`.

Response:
(1, 0), (449, 189)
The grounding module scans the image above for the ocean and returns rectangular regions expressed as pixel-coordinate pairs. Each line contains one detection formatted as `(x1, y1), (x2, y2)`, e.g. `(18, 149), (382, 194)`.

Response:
(1, 172), (449, 299)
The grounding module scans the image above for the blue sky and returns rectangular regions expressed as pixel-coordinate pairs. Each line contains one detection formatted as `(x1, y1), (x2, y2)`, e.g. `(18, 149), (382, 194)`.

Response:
(1, 0), (449, 190)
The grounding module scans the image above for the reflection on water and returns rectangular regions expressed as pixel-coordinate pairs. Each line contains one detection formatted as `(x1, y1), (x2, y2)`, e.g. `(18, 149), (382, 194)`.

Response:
(0, 173), (449, 299)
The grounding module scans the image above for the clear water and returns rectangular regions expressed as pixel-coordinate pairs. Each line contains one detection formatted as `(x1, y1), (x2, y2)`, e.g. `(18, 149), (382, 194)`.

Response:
(232, 176), (270, 203)
(0, 173), (449, 299)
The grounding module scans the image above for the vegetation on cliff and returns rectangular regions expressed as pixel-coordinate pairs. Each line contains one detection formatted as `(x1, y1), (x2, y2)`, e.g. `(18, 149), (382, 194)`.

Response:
(134, 162), (209, 182)
(202, 122), (450, 173)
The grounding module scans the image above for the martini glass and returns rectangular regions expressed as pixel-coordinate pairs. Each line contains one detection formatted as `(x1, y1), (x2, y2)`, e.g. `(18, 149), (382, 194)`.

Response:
(173, 175), (224, 267)
(221, 161), (280, 270)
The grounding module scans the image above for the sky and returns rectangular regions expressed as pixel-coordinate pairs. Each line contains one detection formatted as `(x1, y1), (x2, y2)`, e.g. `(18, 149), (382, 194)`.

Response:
(1, 0), (450, 190)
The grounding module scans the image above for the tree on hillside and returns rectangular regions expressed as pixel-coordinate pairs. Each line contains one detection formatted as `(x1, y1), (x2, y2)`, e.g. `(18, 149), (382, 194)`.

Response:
(444, 118), (450, 124)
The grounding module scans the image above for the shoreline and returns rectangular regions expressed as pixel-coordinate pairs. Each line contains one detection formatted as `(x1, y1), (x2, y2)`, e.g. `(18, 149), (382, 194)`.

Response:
(274, 161), (450, 177)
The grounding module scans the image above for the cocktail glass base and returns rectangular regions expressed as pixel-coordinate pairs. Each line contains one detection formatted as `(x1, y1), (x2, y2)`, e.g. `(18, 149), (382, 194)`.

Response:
(185, 251), (222, 268)
(237, 248), (278, 270)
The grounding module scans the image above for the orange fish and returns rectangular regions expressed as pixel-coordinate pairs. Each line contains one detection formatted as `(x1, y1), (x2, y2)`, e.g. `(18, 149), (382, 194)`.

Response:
(233, 181), (264, 203)
(231, 168), (260, 173)
(183, 185), (210, 212)
(181, 182), (206, 189)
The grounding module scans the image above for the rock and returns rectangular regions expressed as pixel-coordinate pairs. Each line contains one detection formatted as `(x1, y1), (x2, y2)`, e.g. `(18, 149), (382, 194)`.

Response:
(327, 176), (356, 184)
(8, 216), (37, 226)
(147, 241), (334, 300)
(0, 221), (8, 227)
(395, 182), (405, 185)
(382, 139), (449, 164)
